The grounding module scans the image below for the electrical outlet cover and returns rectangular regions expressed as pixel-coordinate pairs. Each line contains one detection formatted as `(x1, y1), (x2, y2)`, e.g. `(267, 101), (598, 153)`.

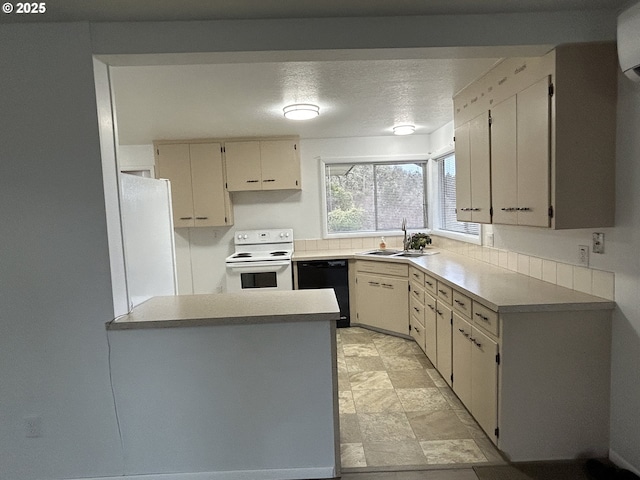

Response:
(578, 245), (589, 266)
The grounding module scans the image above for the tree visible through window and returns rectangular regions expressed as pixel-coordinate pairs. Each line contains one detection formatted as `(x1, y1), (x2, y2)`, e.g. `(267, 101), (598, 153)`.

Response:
(325, 162), (427, 234)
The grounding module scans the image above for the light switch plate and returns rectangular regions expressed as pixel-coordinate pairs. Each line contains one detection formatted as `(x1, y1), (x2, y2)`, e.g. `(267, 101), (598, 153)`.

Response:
(578, 245), (589, 266)
(593, 232), (605, 254)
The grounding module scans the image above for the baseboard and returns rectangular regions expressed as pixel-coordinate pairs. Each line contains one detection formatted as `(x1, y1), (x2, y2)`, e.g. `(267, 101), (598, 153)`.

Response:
(71, 467), (337, 480)
(610, 449), (640, 476)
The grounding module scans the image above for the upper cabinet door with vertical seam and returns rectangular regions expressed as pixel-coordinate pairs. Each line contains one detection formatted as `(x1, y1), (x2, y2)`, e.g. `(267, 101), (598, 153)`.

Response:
(454, 122), (472, 222)
(469, 112), (492, 224)
(189, 143), (228, 227)
(516, 76), (551, 228)
(260, 140), (301, 190)
(491, 95), (518, 225)
(224, 141), (262, 191)
(155, 143), (195, 228)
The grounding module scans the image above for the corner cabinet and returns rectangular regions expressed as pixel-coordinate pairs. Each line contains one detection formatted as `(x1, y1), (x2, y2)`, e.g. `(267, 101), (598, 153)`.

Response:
(453, 42), (617, 229)
(354, 260), (409, 336)
(154, 142), (233, 228)
(224, 138), (301, 192)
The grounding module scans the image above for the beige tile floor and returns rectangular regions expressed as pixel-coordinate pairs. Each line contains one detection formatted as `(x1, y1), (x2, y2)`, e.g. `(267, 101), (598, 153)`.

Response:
(337, 327), (505, 470)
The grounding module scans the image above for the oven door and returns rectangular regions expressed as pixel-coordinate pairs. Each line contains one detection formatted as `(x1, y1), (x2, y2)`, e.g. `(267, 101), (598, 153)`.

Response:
(225, 260), (292, 293)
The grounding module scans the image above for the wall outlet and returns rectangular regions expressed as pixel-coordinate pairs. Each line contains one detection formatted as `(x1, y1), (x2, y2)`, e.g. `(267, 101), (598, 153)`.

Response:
(578, 245), (589, 267)
(485, 233), (494, 247)
(24, 416), (42, 438)
(593, 232), (605, 254)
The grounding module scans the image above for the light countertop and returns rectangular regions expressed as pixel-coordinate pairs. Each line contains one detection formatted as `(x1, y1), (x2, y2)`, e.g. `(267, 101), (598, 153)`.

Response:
(107, 289), (340, 330)
(293, 249), (615, 313)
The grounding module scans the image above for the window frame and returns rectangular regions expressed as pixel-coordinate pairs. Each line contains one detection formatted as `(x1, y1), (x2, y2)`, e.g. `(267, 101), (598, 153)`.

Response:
(320, 154), (429, 239)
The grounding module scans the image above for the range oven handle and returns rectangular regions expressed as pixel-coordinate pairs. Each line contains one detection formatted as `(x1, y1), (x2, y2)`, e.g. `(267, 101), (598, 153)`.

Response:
(226, 260), (291, 269)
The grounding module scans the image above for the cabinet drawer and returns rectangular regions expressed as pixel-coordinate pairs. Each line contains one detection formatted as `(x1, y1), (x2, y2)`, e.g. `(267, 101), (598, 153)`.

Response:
(410, 267), (425, 284)
(436, 282), (453, 304)
(452, 290), (472, 319)
(410, 295), (425, 321)
(410, 314), (426, 352)
(356, 260), (408, 277)
(424, 273), (437, 296)
(473, 301), (499, 337)
(410, 281), (425, 305)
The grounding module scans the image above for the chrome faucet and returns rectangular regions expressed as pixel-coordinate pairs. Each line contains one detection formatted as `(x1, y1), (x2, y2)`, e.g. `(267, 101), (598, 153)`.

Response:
(402, 218), (410, 251)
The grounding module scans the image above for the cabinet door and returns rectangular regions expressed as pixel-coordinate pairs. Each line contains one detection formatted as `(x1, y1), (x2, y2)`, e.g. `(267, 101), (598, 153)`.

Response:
(517, 76), (551, 227)
(189, 143), (230, 227)
(469, 112), (492, 224)
(454, 122), (472, 222)
(260, 140), (301, 190)
(491, 96), (518, 225)
(355, 273), (382, 330)
(436, 302), (453, 387)
(424, 294), (438, 364)
(378, 276), (409, 335)
(156, 143), (195, 228)
(471, 326), (499, 441)
(224, 141), (262, 191)
(452, 312), (472, 407)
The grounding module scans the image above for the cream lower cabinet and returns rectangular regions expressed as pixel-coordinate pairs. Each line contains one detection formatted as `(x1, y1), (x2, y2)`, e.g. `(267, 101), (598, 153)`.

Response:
(155, 142), (233, 228)
(424, 291), (453, 386)
(224, 138), (301, 191)
(354, 261), (409, 336)
(452, 311), (499, 443)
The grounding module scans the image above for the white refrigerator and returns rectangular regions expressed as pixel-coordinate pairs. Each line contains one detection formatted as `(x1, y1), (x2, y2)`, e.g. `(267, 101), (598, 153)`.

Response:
(119, 174), (177, 309)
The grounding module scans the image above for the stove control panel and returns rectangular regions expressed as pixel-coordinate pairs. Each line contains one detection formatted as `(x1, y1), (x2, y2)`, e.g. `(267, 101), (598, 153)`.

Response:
(234, 229), (294, 245)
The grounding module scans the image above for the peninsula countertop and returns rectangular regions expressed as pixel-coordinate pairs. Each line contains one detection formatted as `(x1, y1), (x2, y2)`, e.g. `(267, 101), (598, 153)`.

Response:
(293, 249), (615, 313)
(107, 289), (340, 330)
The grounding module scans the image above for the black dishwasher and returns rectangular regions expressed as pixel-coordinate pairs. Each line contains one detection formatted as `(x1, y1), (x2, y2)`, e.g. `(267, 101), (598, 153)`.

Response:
(296, 260), (350, 328)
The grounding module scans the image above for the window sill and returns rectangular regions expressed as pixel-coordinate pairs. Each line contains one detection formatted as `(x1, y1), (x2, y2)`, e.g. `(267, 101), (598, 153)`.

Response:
(430, 228), (481, 245)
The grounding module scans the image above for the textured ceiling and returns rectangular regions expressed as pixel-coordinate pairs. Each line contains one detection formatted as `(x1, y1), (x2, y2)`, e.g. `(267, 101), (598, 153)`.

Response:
(111, 57), (504, 144)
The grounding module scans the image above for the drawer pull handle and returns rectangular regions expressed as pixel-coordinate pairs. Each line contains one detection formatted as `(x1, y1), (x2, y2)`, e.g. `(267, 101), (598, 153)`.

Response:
(413, 273), (420, 278)
(414, 326), (420, 334)
(246, 180), (260, 183)
(414, 307), (420, 313)
(426, 281), (433, 286)
(195, 216), (208, 220)
(454, 300), (465, 306)
(368, 281), (380, 286)
(473, 340), (482, 348)
(179, 216), (193, 220)
(414, 290), (420, 296)
(381, 283), (394, 288)
(436, 310), (443, 316)
(438, 289), (448, 295)
(263, 179), (276, 182)
(428, 305), (435, 311)
(475, 313), (489, 321)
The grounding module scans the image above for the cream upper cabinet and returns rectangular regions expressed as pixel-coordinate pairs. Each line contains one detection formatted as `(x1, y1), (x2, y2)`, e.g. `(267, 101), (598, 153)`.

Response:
(454, 42), (617, 229)
(454, 112), (491, 224)
(224, 138), (301, 192)
(155, 142), (233, 228)
(491, 77), (552, 227)
(223, 141), (261, 191)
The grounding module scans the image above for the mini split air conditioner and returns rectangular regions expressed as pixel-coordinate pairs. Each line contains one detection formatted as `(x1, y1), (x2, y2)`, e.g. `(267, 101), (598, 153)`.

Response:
(618, 1), (640, 81)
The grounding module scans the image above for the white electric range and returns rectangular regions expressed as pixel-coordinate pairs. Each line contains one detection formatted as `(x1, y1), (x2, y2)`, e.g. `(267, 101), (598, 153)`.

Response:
(224, 229), (294, 292)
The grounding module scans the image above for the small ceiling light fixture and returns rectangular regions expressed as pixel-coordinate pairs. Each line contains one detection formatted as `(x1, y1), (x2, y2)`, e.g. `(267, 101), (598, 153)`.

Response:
(283, 103), (320, 120)
(393, 125), (416, 136)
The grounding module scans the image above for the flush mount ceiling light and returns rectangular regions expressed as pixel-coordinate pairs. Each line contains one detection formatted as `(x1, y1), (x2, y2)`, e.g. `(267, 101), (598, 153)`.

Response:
(283, 104), (320, 120)
(393, 125), (416, 136)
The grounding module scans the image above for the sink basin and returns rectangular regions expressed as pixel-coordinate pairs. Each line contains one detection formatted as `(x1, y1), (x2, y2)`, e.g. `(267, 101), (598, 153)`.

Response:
(359, 249), (439, 258)
(361, 249), (402, 256)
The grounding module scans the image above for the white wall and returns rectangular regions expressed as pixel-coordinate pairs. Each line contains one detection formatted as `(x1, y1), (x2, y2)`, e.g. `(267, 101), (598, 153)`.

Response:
(0, 24), (122, 479)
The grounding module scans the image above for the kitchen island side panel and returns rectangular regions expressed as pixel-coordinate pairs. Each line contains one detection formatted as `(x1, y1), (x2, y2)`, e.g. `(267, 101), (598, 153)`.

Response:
(498, 309), (611, 461)
(108, 320), (338, 478)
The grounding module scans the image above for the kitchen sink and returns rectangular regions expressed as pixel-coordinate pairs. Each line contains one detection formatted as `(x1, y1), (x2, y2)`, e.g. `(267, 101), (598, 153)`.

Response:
(361, 249), (402, 256)
(359, 249), (439, 258)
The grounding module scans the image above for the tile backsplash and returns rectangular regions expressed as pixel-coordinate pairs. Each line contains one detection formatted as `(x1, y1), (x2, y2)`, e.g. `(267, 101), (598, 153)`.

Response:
(295, 235), (615, 301)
